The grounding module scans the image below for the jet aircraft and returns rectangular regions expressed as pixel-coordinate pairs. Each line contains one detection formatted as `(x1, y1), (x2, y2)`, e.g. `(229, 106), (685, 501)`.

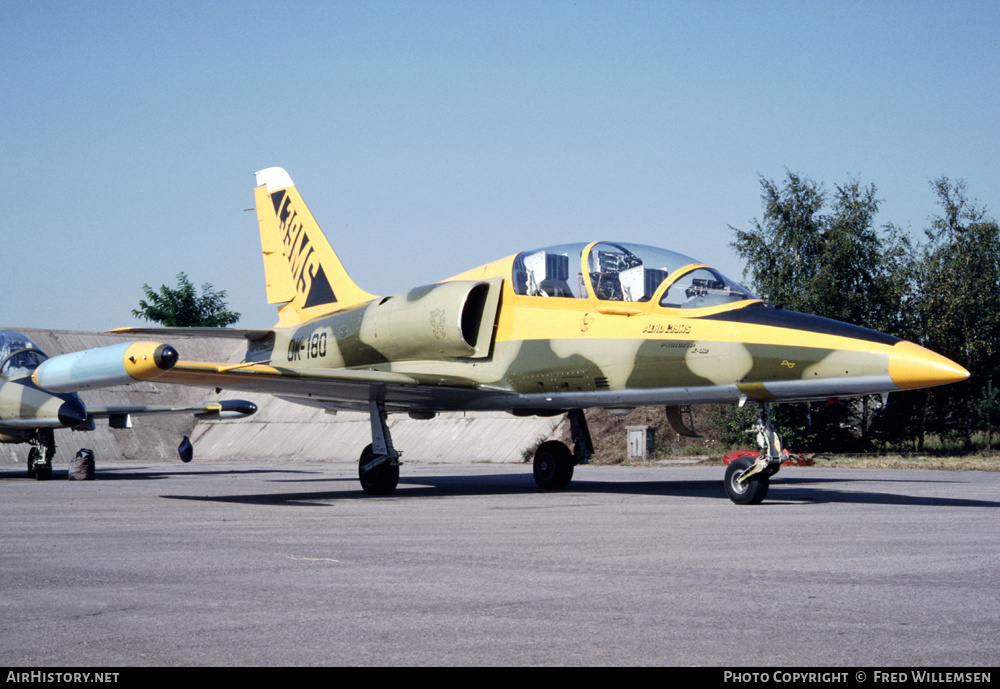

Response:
(0, 330), (257, 479)
(115, 167), (969, 503)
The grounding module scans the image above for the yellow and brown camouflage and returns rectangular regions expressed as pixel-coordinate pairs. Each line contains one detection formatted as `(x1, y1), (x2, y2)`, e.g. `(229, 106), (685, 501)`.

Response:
(110, 168), (969, 500)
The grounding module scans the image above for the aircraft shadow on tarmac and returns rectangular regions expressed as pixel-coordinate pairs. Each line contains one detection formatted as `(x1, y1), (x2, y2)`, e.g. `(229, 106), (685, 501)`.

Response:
(0, 466), (316, 482)
(154, 470), (1000, 509)
(3, 463), (994, 509)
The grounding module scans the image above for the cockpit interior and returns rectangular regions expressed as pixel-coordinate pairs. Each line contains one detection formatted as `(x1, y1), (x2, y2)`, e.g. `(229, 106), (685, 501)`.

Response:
(511, 242), (756, 309)
(0, 331), (48, 377)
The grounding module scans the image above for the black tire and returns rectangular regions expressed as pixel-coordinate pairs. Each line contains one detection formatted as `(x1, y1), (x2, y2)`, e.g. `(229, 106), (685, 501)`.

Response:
(724, 456), (769, 505)
(533, 441), (574, 490)
(27, 447), (38, 479)
(358, 444), (399, 496)
(28, 447), (52, 480)
(34, 461), (52, 481)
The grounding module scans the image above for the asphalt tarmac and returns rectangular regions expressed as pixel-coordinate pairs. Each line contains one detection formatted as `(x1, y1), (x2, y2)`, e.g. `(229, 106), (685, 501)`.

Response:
(1, 460), (998, 667)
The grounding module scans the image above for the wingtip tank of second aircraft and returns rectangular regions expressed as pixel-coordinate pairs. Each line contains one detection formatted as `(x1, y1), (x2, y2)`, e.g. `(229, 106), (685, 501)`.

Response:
(32, 341), (179, 393)
(1, 330), (256, 480)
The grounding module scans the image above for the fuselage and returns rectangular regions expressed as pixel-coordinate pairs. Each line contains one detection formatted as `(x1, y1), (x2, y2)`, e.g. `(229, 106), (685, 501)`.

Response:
(253, 241), (967, 414)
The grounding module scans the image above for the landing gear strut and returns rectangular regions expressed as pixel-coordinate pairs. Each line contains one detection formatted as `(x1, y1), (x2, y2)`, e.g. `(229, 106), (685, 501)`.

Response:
(723, 404), (783, 505)
(358, 393), (400, 496)
(533, 409), (592, 490)
(26, 430), (55, 481)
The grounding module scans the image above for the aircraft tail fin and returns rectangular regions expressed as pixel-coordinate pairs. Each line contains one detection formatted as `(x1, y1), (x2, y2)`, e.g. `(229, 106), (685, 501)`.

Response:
(253, 167), (375, 326)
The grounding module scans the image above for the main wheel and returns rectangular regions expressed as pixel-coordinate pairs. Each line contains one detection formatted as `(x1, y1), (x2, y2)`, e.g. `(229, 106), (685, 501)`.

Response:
(533, 441), (574, 490)
(724, 456), (769, 505)
(358, 444), (399, 496)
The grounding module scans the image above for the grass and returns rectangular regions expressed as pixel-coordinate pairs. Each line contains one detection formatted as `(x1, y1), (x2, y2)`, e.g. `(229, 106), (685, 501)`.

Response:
(592, 437), (1000, 472)
(663, 428), (1000, 471)
(799, 454), (1000, 471)
(605, 453), (1000, 471)
(535, 408), (1000, 471)
(519, 435), (548, 463)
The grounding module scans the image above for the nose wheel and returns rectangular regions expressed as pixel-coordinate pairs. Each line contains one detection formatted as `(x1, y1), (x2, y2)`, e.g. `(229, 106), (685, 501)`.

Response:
(724, 455), (769, 504)
(26, 431), (55, 481)
(723, 404), (783, 504)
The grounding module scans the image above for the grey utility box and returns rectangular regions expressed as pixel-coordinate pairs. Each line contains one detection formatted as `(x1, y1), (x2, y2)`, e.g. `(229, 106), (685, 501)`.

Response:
(626, 426), (656, 460)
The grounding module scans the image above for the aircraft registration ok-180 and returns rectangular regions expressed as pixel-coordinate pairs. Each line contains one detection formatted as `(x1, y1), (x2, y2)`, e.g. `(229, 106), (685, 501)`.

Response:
(115, 167), (969, 503)
(0, 330), (257, 479)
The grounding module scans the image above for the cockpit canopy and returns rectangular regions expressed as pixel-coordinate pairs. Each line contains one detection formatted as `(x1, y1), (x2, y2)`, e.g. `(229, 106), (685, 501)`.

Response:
(0, 330), (48, 376)
(511, 242), (756, 309)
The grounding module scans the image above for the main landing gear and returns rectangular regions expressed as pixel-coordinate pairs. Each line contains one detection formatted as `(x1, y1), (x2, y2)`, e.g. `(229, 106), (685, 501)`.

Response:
(354, 402), (595, 496)
(723, 404), (784, 505)
(358, 395), (400, 496)
(533, 409), (592, 491)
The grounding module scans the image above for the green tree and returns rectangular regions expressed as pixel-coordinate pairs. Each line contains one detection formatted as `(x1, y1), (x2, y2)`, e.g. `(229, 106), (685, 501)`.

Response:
(730, 172), (826, 312)
(915, 177), (1000, 449)
(731, 172), (911, 329)
(815, 182), (913, 336)
(729, 172), (914, 451)
(132, 272), (240, 327)
(974, 381), (1000, 451)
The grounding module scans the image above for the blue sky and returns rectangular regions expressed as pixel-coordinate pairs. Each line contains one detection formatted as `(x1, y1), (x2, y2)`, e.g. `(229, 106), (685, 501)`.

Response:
(2, 0), (997, 332)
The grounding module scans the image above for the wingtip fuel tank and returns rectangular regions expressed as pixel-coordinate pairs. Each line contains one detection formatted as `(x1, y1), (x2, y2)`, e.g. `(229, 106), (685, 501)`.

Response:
(32, 342), (178, 393)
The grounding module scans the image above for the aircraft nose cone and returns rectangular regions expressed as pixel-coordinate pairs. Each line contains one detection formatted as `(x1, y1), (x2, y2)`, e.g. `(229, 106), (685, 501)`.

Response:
(154, 344), (179, 370)
(889, 341), (970, 390)
(58, 397), (88, 427)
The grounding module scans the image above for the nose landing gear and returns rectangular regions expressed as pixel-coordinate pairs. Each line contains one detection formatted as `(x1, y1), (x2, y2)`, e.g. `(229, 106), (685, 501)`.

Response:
(26, 430), (55, 481)
(723, 404), (784, 505)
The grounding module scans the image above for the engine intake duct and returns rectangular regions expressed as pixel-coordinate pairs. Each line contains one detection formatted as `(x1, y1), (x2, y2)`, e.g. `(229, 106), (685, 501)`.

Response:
(359, 278), (502, 361)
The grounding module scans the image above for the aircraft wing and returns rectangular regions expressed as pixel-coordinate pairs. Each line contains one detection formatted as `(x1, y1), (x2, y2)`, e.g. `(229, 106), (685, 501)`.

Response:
(110, 328), (510, 412)
(152, 361), (512, 414)
(108, 327), (274, 340)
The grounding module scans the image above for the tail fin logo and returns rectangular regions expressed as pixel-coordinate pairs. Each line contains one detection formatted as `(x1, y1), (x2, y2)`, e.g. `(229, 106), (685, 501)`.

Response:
(270, 189), (337, 308)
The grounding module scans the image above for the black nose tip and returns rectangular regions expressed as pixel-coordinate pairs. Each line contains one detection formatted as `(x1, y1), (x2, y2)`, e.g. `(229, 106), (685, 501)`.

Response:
(58, 397), (88, 427)
(154, 345), (179, 370)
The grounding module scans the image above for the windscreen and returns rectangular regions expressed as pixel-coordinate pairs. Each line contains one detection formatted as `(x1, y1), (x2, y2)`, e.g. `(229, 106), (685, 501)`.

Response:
(658, 267), (756, 309)
(510, 241), (757, 308)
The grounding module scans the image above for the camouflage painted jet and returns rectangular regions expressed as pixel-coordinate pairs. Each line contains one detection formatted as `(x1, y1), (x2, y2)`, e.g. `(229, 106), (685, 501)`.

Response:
(0, 330), (257, 479)
(114, 167), (969, 503)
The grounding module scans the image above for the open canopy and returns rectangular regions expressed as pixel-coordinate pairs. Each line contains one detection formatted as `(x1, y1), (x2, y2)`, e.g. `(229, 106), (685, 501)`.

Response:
(511, 241), (756, 309)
